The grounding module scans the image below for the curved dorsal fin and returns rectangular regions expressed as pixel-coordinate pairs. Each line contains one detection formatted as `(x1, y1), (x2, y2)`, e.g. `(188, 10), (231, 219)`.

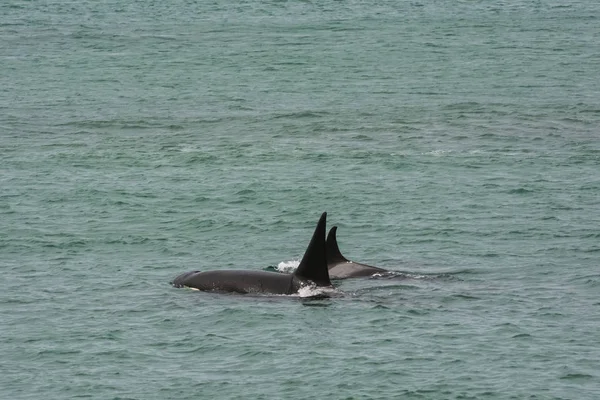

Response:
(294, 212), (331, 287)
(326, 226), (350, 265)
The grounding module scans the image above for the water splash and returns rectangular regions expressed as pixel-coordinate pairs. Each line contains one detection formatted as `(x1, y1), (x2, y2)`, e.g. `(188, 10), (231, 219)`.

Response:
(296, 283), (339, 299)
(276, 259), (300, 273)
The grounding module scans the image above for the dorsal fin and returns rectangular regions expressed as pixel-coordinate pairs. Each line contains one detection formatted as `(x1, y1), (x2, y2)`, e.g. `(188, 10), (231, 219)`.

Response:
(293, 212), (331, 287)
(326, 226), (350, 265)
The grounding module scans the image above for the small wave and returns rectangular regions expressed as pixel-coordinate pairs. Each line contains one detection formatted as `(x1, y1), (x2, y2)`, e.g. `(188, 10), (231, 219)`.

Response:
(375, 270), (464, 281)
(271, 110), (330, 119)
(508, 187), (534, 194)
(450, 293), (481, 300)
(370, 271), (422, 280)
(424, 149), (452, 156)
(235, 189), (256, 196)
(560, 373), (594, 380)
(357, 283), (420, 293)
(37, 349), (81, 356)
(568, 274), (600, 285)
(181, 281), (338, 299)
(178, 144), (199, 153)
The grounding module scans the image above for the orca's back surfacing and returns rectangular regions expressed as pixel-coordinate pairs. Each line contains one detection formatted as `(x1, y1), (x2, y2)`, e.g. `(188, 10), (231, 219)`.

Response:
(171, 212), (332, 295)
(326, 226), (388, 279)
(172, 270), (298, 294)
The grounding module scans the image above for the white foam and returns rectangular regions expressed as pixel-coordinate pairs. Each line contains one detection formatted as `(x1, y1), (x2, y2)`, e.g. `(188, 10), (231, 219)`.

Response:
(179, 144), (199, 153)
(297, 283), (338, 298)
(426, 149), (451, 156)
(276, 259), (300, 273)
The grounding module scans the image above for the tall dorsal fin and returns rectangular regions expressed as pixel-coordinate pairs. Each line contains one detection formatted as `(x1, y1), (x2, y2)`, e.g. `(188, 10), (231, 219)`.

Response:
(294, 212), (331, 287)
(326, 226), (350, 265)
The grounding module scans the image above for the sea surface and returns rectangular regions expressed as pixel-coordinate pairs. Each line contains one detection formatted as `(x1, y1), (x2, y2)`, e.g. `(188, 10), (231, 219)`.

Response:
(2, 1), (599, 399)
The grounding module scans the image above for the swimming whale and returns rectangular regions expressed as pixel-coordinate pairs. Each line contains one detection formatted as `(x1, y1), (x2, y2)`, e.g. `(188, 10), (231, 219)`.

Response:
(326, 226), (388, 279)
(172, 212), (332, 295)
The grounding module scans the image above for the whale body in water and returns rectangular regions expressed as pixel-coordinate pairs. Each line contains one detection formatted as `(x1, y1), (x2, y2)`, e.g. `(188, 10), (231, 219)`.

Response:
(172, 213), (332, 295)
(326, 226), (389, 279)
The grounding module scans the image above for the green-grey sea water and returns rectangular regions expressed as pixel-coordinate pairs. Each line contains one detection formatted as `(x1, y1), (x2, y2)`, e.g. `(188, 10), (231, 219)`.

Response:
(2, 1), (599, 399)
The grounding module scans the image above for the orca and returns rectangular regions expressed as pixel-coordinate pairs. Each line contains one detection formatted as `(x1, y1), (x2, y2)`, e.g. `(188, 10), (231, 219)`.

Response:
(171, 212), (332, 295)
(326, 226), (388, 279)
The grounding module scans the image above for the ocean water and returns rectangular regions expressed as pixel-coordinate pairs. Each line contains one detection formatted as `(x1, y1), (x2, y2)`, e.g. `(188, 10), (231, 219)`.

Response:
(2, 0), (599, 398)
